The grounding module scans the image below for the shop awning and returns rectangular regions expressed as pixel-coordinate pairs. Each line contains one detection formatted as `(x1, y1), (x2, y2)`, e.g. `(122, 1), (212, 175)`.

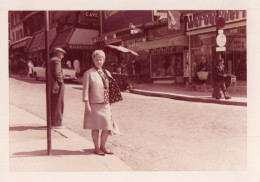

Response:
(51, 28), (99, 50)
(132, 34), (188, 51)
(105, 45), (138, 56)
(10, 36), (32, 50)
(27, 27), (57, 53)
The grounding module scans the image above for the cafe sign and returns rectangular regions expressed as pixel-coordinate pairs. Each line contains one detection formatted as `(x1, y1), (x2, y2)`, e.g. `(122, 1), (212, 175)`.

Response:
(187, 10), (246, 31)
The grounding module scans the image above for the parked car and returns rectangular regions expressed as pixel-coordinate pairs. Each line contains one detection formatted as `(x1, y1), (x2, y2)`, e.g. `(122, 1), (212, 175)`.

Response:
(33, 62), (77, 81)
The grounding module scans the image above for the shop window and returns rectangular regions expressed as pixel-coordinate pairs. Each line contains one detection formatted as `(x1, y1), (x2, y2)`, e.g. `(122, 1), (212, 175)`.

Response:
(151, 54), (183, 78)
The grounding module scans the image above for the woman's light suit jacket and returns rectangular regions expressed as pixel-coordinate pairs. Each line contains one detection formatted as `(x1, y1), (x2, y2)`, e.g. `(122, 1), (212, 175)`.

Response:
(82, 67), (112, 103)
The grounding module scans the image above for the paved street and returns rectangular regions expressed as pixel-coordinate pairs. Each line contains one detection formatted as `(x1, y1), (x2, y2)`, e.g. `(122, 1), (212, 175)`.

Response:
(9, 75), (247, 170)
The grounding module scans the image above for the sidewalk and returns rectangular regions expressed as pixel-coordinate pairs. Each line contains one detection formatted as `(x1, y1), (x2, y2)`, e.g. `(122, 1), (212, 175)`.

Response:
(9, 105), (132, 172)
(75, 76), (247, 106)
(130, 82), (247, 106)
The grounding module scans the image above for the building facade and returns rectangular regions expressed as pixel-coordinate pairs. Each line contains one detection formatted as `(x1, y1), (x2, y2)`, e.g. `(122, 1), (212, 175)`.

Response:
(185, 10), (247, 84)
(9, 11), (100, 73)
(9, 10), (247, 84)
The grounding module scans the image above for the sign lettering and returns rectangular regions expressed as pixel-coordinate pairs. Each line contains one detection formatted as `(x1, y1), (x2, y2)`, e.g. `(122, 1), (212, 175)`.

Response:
(187, 10), (246, 31)
(150, 46), (175, 54)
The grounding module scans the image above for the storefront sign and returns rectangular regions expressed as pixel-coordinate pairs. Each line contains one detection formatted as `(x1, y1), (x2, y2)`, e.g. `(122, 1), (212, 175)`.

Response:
(93, 34), (117, 44)
(148, 26), (184, 40)
(85, 11), (99, 18)
(80, 11), (99, 27)
(68, 45), (97, 50)
(144, 18), (168, 28)
(229, 37), (246, 51)
(122, 37), (146, 48)
(187, 10), (246, 31)
(150, 46), (175, 55)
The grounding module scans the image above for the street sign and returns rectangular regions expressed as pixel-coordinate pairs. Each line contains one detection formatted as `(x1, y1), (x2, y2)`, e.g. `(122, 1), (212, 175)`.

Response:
(216, 47), (226, 52)
(216, 33), (227, 47)
(130, 28), (143, 34)
(216, 16), (226, 29)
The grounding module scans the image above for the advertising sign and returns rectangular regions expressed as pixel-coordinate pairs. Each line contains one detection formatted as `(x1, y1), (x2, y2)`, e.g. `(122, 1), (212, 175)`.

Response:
(186, 10), (246, 31)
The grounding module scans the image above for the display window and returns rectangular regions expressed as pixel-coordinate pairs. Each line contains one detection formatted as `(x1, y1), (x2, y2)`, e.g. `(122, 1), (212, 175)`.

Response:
(190, 27), (246, 82)
(151, 53), (183, 78)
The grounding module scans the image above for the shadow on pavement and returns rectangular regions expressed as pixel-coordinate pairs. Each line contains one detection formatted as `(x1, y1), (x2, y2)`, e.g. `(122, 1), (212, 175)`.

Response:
(9, 74), (45, 85)
(11, 149), (94, 157)
(9, 126), (47, 131)
(9, 74), (81, 85)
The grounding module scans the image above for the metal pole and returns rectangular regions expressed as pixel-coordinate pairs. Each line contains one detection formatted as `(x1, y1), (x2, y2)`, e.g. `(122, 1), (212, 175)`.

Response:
(188, 35), (192, 84)
(45, 11), (52, 155)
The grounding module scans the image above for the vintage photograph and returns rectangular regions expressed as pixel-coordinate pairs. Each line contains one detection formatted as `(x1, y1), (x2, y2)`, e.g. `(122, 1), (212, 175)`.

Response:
(8, 10), (247, 172)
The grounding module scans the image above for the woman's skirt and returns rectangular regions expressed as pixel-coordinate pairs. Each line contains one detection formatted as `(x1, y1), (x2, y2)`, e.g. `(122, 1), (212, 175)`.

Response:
(83, 103), (112, 130)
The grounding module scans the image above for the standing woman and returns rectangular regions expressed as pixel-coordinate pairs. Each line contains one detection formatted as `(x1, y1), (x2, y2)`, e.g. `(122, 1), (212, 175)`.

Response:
(82, 50), (114, 156)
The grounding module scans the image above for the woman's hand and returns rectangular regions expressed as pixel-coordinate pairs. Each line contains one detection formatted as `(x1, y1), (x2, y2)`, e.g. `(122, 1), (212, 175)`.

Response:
(85, 101), (92, 114)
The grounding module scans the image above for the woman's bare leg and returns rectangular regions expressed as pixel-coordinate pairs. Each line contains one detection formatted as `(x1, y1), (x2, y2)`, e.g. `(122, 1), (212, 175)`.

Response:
(100, 130), (113, 154)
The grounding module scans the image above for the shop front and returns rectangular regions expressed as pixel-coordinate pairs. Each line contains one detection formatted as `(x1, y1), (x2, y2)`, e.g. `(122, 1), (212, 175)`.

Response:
(27, 26), (57, 66)
(51, 27), (99, 73)
(186, 10), (247, 85)
(126, 34), (188, 84)
(9, 36), (32, 61)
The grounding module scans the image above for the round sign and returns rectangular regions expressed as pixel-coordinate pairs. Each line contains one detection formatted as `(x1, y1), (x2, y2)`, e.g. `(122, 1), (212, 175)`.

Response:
(216, 17), (226, 29)
(216, 34), (227, 47)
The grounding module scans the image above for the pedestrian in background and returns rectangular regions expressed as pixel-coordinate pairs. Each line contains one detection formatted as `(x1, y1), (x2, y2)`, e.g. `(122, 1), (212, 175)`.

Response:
(50, 47), (66, 128)
(213, 58), (231, 100)
(27, 60), (34, 77)
(73, 59), (81, 77)
(194, 56), (208, 92)
(82, 50), (114, 156)
(66, 60), (72, 68)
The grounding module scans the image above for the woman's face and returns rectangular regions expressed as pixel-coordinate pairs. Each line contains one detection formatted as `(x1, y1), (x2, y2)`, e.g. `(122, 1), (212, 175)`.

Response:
(93, 55), (105, 69)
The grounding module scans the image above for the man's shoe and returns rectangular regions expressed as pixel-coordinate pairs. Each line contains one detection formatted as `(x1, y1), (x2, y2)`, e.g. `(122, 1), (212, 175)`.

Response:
(225, 96), (231, 100)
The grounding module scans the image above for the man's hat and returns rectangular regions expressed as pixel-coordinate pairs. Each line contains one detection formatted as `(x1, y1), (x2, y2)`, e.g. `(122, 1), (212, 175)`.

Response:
(54, 47), (66, 54)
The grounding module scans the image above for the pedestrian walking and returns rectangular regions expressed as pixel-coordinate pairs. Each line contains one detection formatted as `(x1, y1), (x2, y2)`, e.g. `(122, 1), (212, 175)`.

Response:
(50, 47), (66, 128)
(27, 60), (34, 77)
(212, 58), (231, 100)
(73, 59), (81, 77)
(82, 50), (119, 156)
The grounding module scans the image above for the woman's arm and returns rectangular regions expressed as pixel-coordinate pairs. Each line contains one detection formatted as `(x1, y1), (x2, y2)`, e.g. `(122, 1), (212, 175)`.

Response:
(82, 71), (90, 102)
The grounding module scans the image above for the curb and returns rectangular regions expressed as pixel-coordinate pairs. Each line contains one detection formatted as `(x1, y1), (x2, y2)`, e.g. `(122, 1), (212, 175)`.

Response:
(129, 89), (247, 107)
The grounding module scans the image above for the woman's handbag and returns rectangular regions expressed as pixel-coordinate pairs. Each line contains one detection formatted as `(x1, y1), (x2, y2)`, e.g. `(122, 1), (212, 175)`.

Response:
(197, 71), (209, 80)
(110, 119), (121, 136)
(104, 70), (123, 103)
